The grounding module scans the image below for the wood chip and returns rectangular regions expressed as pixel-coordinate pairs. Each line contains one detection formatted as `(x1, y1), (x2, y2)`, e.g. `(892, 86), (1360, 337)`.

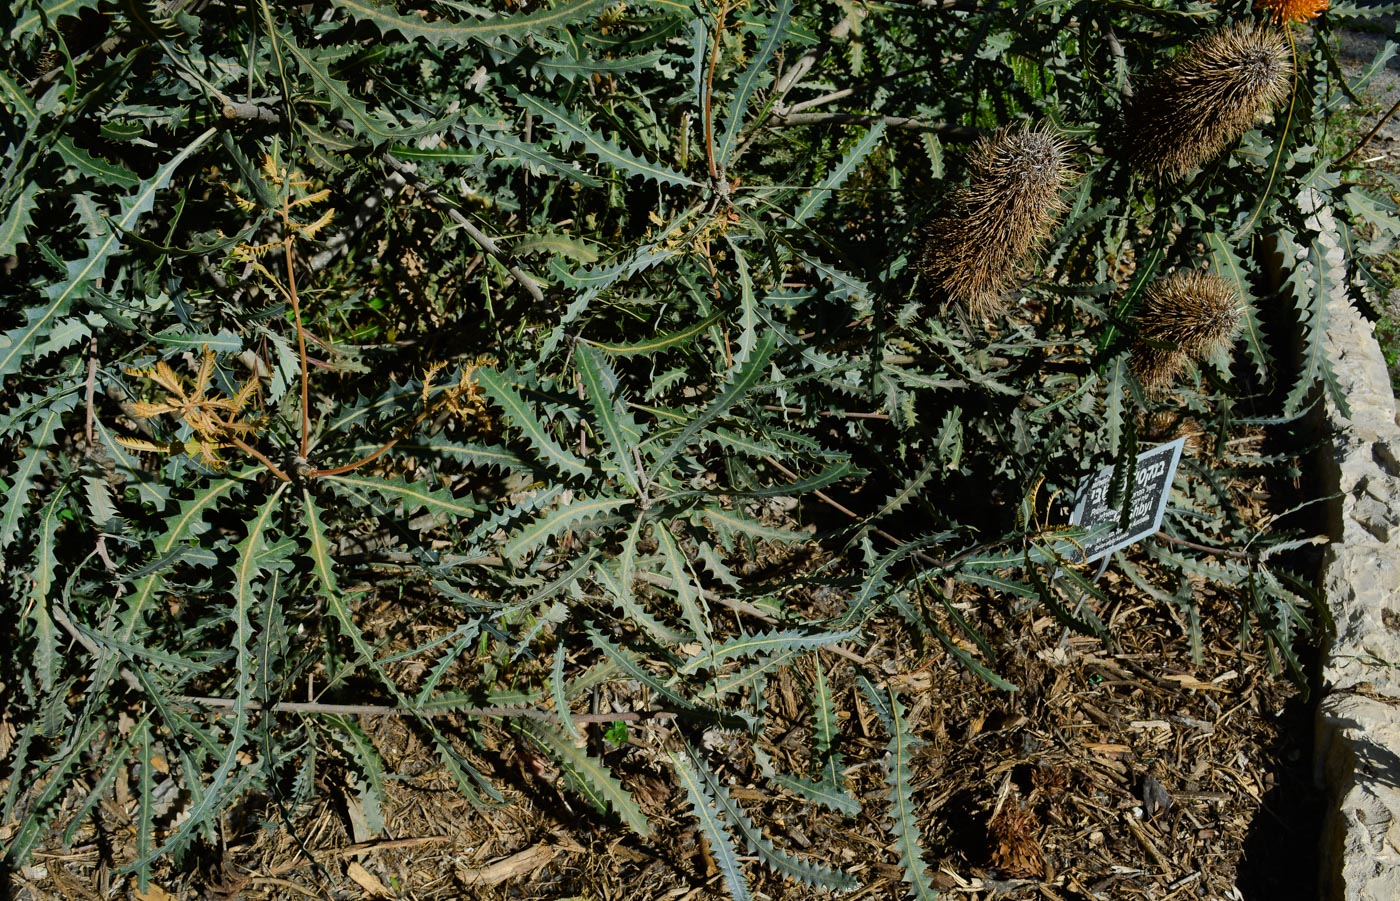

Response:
(132, 887), (179, 901)
(345, 861), (393, 898)
(458, 843), (557, 887)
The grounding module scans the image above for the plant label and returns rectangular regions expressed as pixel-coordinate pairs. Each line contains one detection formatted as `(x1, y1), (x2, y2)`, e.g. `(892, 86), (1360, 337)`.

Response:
(1069, 437), (1187, 565)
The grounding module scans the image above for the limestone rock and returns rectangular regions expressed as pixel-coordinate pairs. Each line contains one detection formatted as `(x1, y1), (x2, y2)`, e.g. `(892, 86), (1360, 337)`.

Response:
(1316, 692), (1400, 901)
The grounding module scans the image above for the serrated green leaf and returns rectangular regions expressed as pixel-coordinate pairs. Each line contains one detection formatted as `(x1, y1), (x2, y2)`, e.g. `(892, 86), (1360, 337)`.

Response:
(274, 27), (453, 145)
(655, 521), (711, 648)
(543, 210), (694, 360)
(0, 182), (40, 257)
(302, 488), (339, 599)
(811, 661), (842, 783)
(3, 719), (107, 868)
(325, 716), (387, 838)
(28, 489), (65, 690)
(1025, 550), (1107, 641)
(588, 309), (723, 356)
(868, 459), (937, 529)
(918, 582), (1020, 692)
(830, 532), (954, 629)
(413, 623), (481, 705)
(1283, 225), (1348, 417)
(11, 0), (104, 40)
(536, 46), (670, 79)
(678, 627), (858, 675)
(133, 485), (285, 868)
(476, 368), (591, 478)
(701, 506), (807, 544)
(795, 249), (872, 304)
(503, 493), (631, 559)
(339, 439), (530, 473)
(323, 473), (482, 521)
(753, 746), (861, 816)
(133, 721), (156, 885)
(790, 121), (886, 227)
(594, 556), (686, 644)
(652, 332), (776, 474)
(1207, 231), (1268, 383)
(53, 138), (141, 188)
(576, 344), (639, 492)
(0, 401), (66, 553)
(104, 470), (255, 691)
(726, 236), (760, 368)
(550, 641), (579, 740)
(332, 0), (606, 45)
(688, 741), (857, 891)
(585, 626), (743, 726)
(147, 328), (243, 352)
(699, 645), (801, 699)
(716, 0), (791, 165)
(517, 93), (696, 187)
(0, 128), (214, 383)
(513, 232), (602, 263)
(698, 459), (861, 500)
(518, 719), (649, 835)
(1104, 351), (1129, 457)
(858, 678), (937, 900)
(671, 750), (753, 901)
(463, 127), (605, 188)
(93, 417), (169, 507)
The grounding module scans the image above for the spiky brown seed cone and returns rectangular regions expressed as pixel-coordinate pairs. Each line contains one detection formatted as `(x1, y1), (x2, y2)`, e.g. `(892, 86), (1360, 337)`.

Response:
(1131, 271), (1243, 391)
(1124, 22), (1293, 180)
(918, 124), (1076, 318)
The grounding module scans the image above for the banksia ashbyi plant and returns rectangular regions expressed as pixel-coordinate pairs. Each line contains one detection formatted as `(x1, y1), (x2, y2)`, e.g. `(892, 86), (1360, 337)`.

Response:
(1256, 0), (1329, 24)
(919, 123), (1076, 318)
(1131, 271), (1243, 391)
(1124, 22), (1293, 180)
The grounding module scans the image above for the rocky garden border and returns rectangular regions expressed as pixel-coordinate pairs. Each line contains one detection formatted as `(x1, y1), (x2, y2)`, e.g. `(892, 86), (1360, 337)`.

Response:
(1315, 203), (1400, 899)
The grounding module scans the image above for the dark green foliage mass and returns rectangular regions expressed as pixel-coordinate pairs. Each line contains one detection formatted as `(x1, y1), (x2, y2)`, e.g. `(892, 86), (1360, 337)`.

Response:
(1, 0), (1397, 896)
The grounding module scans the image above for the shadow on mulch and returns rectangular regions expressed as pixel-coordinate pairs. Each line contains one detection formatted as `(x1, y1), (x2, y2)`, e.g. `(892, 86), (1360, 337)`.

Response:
(1235, 652), (1324, 901)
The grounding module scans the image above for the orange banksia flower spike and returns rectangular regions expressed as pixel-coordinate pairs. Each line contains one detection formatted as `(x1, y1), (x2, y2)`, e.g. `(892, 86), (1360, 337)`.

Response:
(1256, 0), (1329, 24)
(918, 123), (1076, 319)
(1124, 22), (1293, 180)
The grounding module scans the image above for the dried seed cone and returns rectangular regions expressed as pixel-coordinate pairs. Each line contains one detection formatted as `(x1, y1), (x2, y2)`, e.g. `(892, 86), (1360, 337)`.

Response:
(1131, 271), (1243, 390)
(1124, 22), (1293, 180)
(919, 124), (1076, 318)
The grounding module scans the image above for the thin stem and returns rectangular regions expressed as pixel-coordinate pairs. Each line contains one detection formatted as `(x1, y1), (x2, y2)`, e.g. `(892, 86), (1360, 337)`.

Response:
(761, 404), (890, 420)
(308, 441), (401, 479)
(780, 62), (943, 116)
(765, 112), (978, 138)
(283, 232), (311, 459)
(182, 694), (679, 723)
(1336, 95), (1400, 169)
(307, 403), (440, 479)
(1239, 27), (1299, 236)
(703, 1), (728, 182)
(228, 435), (292, 482)
(84, 336), (97, 446)
(1154, 532), (1252, 561)
(382, 155), (544, 303)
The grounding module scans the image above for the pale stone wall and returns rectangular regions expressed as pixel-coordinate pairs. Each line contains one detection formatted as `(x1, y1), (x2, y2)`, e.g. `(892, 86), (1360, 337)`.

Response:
(1316, 226), (1400, 901)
